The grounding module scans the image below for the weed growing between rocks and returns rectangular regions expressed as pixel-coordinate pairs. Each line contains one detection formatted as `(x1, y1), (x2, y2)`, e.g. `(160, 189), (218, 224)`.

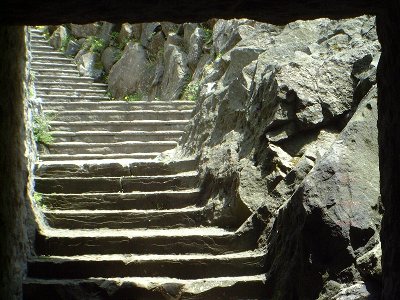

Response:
(33, 112), (55, 145)
(181, 81), (201, 101)
(33, 192), (46, 208)
(124, 92), (143, 102)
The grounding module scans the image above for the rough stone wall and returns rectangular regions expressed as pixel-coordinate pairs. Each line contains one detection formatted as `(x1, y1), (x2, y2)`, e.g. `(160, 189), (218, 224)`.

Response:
(0, 26), (29, 300)
(170, 16), (382, 298)
(377, 2), (400, 298)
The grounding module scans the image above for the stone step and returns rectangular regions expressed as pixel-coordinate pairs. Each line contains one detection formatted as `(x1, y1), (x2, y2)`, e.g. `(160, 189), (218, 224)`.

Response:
(43, 100), (195, 111)
(35, 74), (94, 83)
(32, 56), (76, 64)
(48, 120), (190, 132)
(30, 44), (56, 51)
(23, 275), (268, 300)
(35, 159), (198, 177)
(50, 130), (184, 143)
(38, 190), (200, 210)
(38, 153), (159, 161)
(31, 68), (80, 76)
(39, 94), (110, 101)
(27, 251), (265, 279)
(30, 39), (50, 45)
(36, 87), (107, 96)
(35, 172), (199, 193)
(46, 141), (177, 155)
(43, 207), (208, 229)
(31, 61), (77, 71)
(31, 50), (74, 58)
(34, 227), (258, 256)
(38, 81), (107, 90)
(44, 110), (192, 122)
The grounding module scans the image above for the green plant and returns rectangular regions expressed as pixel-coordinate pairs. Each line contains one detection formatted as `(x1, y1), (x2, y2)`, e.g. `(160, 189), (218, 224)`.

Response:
(60, 34), (71, 52)
(124, 92), (143, 102)
(181, 80), (201, 101)
(105, 90), (115, 100)
(33, 192), (46, 208)
(201, 26), (213, 45)
(33, 112), (55, 145)
(84, 36), (106, 54)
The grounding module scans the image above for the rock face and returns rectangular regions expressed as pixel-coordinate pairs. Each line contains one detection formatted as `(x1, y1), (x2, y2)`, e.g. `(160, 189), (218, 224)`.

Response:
(170, 16), (382, 298)
(108, 42), (148, 98)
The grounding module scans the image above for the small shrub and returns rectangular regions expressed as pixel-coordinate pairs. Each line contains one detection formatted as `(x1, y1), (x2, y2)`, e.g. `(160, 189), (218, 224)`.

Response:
(33, 192), (46, 208)
(124, 92), (143, 102)
(33, 112), (55, 145)
(181, 81), (201, 101)
(60, 35), (71, 52)
(201, 26), (213, 45)
(84, 36), (106, 54)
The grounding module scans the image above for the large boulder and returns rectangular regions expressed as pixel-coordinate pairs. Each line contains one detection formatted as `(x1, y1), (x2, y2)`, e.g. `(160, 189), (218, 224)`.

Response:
(160, 43), (190, 100)
(76, 52), (103, 80)
(101, 46), (120, 72)
(70, 23), (101, 38)
(49, 26), (69, 49)
(108, 42), (148, 98)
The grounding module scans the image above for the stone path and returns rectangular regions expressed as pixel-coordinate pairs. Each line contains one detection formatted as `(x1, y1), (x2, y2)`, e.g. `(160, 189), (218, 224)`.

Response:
(24, 27), (267, 299)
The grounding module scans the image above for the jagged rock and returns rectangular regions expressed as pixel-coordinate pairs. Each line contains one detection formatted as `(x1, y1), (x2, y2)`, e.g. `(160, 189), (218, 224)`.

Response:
(187, 27), (205, 71)
(147, 31), (165, 59)
(141, 22), (161, 49)
(108, 42), (148, 98)
(165, 33), (184, 48)
(64, 39), (80, 57)
(97, 21), (115, 43)
(332, 282), (373, 300)
(183, 23), (198, 49)
(213, 19), (256, 54)
(118, 23), (141, 43)
(160, 44), (190, 100)
(70, 23), (101, 38)
(76, 52), (103, 80)
(357, 242), (382, 281)
(101, 46), (120, 72)
(265, 86), (380, 299)
(161, 22), (180, 36)
(49, 26), (68, 49)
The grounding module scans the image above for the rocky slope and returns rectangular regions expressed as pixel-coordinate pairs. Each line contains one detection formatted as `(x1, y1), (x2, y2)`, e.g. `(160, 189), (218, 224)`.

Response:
(45, 15), (381, 299)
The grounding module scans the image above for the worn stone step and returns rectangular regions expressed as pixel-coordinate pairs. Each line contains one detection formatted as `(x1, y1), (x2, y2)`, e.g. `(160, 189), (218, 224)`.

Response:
(31, 61), (77, 71)
(36, 87), (107, 96)
(27, 251), (265, 279)
(32, 56), (72, 64)
(30, 44), (56, 51)
(35, 74), (94, 83)
(46, 141), (177, 155)
(43, 207), (208, 229)
(42, 100), (195, 111)
(31, 50), (66, 58)
(23, 275), (268, 300)
(35, 172), (199, 193)
(50, 130), (184, 143)
(38, 82), (107, 90)
(31, 68), (80, 76)
(39, 94), (110, 101)
(39, 190), (200, 210)
(49, 120), (190, 132)
(35, 159), (198, 177)
(44, 110), (192, 122)
(34, 227), (259, 256)
(30, 39), (50, 45)
(38, 153), (159, 161)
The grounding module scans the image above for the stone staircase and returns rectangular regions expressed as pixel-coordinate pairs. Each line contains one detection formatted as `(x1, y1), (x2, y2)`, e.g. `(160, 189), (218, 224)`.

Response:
(24, 27), (267, 299)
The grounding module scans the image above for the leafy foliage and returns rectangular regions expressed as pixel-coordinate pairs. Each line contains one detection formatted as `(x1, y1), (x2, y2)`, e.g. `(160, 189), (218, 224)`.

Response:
(33, 112), (55, 145)
(181, 81), (201, 101)
(124, 92), (143, 102)
(84, 36), (106, 54)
